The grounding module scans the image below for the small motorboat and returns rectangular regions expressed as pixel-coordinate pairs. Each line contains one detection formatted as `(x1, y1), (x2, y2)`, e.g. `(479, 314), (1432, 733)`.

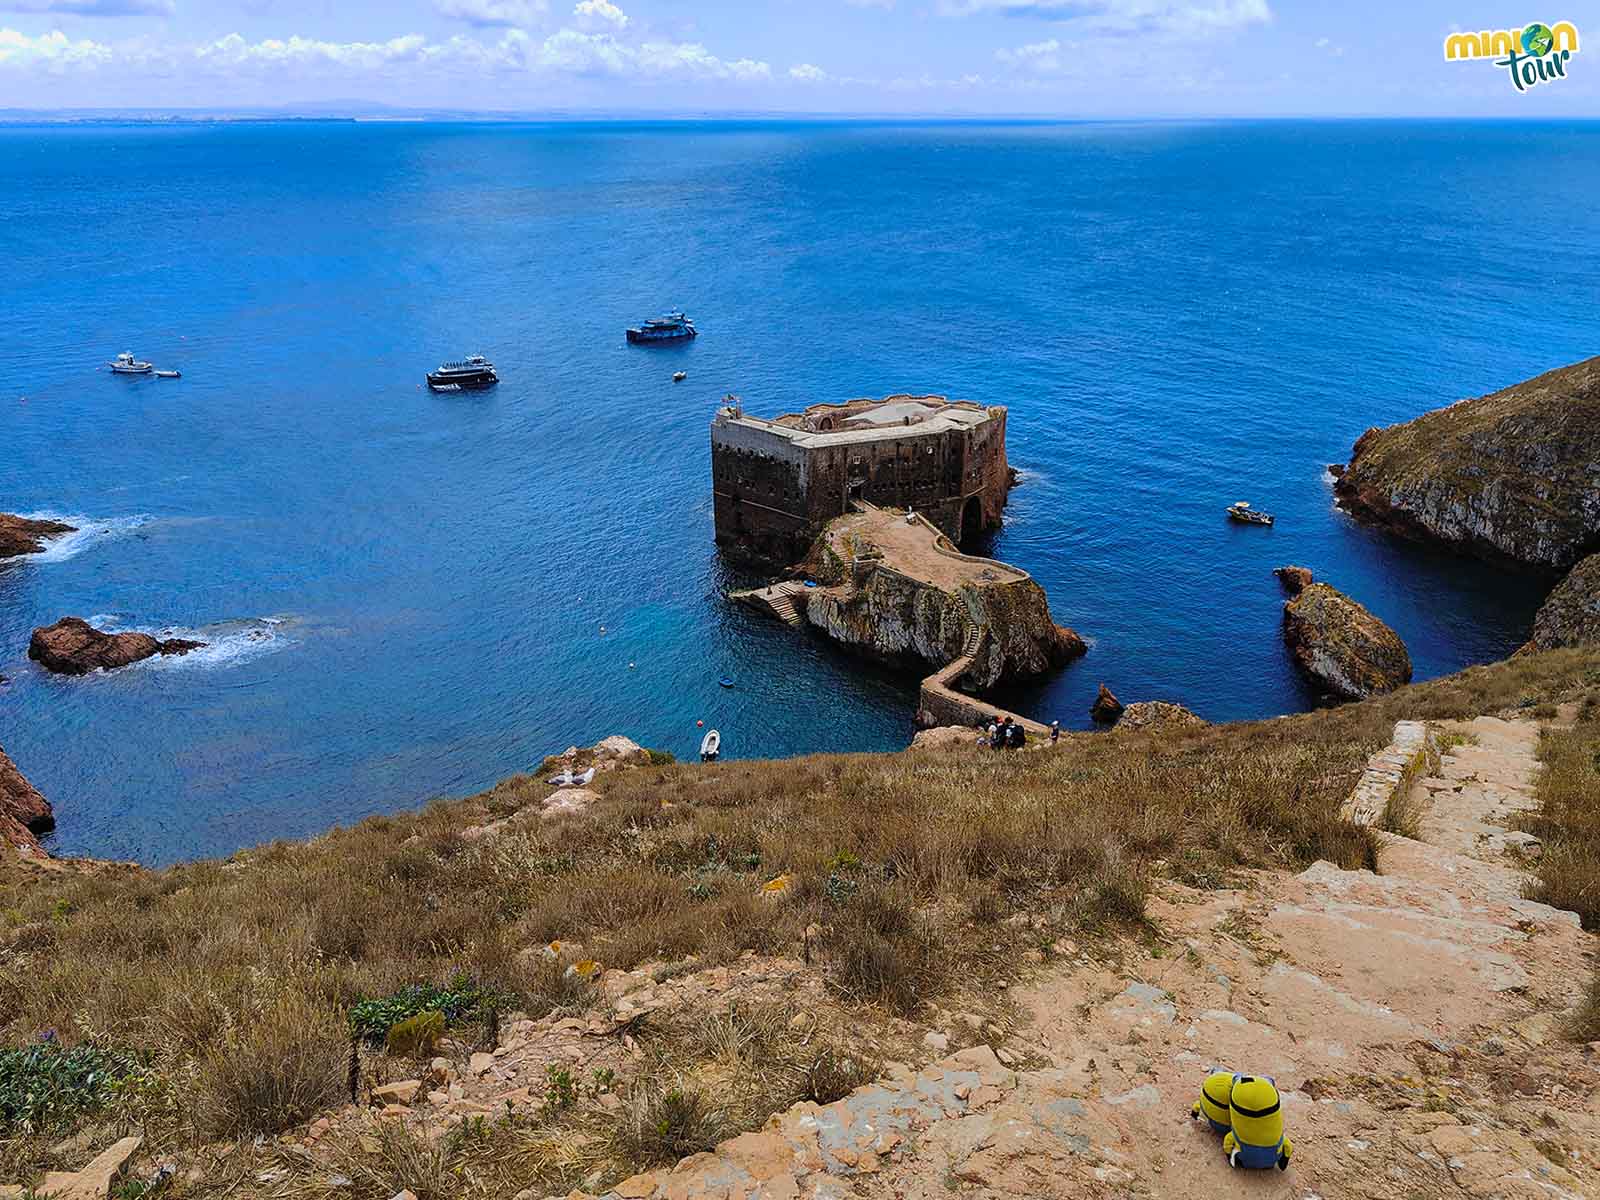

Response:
(549, 766), (596, 788)
(109, 352), (152, 375)
(1227, 501), (1275, 527)
(153, 369), (181, 379)
(700, 728), (721, 762)
(673, 371), (687, 382)
(718, 676), (736, 689)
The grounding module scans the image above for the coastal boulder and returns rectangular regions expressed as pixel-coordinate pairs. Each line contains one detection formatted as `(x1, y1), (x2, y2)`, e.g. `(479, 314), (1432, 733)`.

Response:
(28, 617), (205, 676)
(1332, 355), (1600, 570)
(1, 745), (54, 853)
(1114, 701), (1206, 733)
(0, 513), (75, 559)
(1274, 565), (1314, 595)
(1283, 583), (1412, 700)
(1089, 684), (1123, 724)
(1527, 553), (1600, 651)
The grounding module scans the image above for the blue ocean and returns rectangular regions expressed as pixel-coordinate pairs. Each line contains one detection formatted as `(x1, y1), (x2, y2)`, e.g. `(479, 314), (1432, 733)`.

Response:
(3, 119), (1594, 866)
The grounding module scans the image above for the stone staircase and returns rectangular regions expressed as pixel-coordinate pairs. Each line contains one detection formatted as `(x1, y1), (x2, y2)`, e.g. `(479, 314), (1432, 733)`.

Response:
(729, 580), (809, 628)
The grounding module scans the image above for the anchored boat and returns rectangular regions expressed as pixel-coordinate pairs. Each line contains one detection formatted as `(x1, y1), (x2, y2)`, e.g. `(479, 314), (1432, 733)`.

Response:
(109, 352), (153, 375)
(626, 312), (697, 345)
(1227, 501), (1275, 527)
(427, 355), (498, 392)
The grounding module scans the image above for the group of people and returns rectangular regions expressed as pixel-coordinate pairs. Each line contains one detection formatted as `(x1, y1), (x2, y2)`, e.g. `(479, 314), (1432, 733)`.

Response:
(980, 715), (1063, 750)
(983, 715), (1026, 749)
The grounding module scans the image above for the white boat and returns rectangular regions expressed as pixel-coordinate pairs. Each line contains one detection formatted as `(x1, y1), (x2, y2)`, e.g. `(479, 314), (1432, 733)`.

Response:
(700, 729), (721, 762)
(109, 352), (153, 375)
(153, 369), (181, 379)
(1227, 500), (1275, 527)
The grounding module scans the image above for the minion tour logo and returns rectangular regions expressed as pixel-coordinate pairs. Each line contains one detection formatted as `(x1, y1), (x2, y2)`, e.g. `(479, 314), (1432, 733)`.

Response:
(1444, 21), (1580, 92)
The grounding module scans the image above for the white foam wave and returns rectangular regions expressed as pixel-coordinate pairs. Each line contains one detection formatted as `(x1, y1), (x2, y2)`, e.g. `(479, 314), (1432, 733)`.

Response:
(87, 614), (298, 673)
(17, 511), (154, 563)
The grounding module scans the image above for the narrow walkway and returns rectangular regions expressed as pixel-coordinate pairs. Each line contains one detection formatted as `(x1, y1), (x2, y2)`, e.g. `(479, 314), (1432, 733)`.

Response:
(585, 715), (1599, 1199)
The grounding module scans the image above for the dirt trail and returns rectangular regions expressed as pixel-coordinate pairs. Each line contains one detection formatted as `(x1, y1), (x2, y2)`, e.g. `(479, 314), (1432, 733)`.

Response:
(585, 715), (1598, 1200)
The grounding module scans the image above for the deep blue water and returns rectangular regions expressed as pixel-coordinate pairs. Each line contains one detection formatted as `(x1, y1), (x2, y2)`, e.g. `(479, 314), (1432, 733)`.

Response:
(3, 119), (1593, 866)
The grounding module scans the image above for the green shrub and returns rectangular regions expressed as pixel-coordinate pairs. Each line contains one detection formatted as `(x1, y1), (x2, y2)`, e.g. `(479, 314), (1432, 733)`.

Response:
(349, 974), (502, 1044)
(385, 1010), (444, 1059)
(0, 1039), (145, 1132)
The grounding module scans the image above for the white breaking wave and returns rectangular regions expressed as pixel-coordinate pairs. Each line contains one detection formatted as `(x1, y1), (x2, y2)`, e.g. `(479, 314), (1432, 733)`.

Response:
(17, 511), (154, 563)
(93, 614), (297, 672)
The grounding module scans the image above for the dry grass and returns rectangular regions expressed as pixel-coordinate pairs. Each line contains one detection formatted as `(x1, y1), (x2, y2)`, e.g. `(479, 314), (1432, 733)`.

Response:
(1517, 705), (1600, 1040)
(1, 646), (1597, 1182)
(1522, 714), (1600, 931)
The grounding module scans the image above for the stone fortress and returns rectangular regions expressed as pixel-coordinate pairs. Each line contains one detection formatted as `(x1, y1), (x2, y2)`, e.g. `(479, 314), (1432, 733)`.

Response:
(710, 395), (1013, 568)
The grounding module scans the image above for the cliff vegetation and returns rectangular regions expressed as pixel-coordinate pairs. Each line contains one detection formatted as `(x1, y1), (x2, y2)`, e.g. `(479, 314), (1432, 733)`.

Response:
(1333, 355), (1600, 571)
(2, 647), (1597, 1199)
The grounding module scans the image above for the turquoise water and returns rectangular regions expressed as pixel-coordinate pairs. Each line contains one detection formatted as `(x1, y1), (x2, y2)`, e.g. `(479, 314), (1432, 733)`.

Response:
(2, 119), (1591, 865)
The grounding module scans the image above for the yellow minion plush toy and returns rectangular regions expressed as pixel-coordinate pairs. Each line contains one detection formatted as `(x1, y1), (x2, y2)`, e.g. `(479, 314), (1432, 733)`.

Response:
(1222, 1074), (1292, 1170)
(1190, 1069), (1235, 1136)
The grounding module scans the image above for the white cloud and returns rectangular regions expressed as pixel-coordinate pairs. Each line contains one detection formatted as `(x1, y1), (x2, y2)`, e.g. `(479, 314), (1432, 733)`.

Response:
(0, 19), (772, 89)
(0, 27), (112, 66)
(193, 32), (429, 69)
(572, 0), (627, 30)
(636, 40), (770, 80)
(0, 0), (172, 13)
(944, 0), (1271, 36)
(994, 37), (1062, 71)
(789, 62), (826, 82)
(433, 0), (546, 28)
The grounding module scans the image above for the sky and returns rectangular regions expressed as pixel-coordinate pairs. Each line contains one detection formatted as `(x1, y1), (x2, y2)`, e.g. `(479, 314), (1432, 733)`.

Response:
(0, 1), (1594, 116)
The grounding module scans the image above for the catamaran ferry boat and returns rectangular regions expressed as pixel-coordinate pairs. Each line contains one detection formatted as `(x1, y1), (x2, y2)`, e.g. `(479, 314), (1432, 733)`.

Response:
(109, 352), (153, 375)
(626, 312), (697, 344)
(426, 355), (498, 391)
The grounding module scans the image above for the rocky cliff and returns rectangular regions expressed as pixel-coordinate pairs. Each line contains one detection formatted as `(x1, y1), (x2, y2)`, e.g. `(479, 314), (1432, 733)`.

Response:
(1331, 356), (1600, 571)
(804, 569), (1083, 690)
(1, 745), (54, 853)
(1283, 582), (1412, 700)
(1528, 553), (1600, 651)
(0, 513), (75, 559)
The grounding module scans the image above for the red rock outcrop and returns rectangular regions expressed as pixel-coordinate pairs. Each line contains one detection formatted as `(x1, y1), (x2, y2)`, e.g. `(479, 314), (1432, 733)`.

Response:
(1, 744), (54, 853)
(0, 512), (75, 558)
(28, 617), (205, 676)
(1089, 684), (1123, 724)
(1274, 565), (1314, 595)
(1283, 583), (1412, 700)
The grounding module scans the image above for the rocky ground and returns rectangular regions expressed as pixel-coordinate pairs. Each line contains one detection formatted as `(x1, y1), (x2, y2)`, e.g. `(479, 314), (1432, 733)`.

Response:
(512, 711), (1595, 1200)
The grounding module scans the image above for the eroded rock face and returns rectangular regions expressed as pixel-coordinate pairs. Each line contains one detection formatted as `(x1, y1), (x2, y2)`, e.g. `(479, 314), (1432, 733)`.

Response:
(28, 617), (204, 676)
(0, 513), (75, 558)
(1, 744), (54, 852)
(1114, 701), (1206, 732)
(1089, 684), (1123, 724)
(805, 574), (1084, 690)
(1528, 553), (1600, 651)
(1283, 583), (1412, 700)
(1331, 356), (1600, 571)
(1274, 565), (1314, 595)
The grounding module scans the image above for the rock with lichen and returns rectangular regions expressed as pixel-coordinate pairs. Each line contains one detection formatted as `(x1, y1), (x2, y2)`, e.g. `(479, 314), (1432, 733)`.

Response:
(1114, 701), (1206, 733)
(1527, 553), (1600, 651)
(1332, 356), (1600, 571)
(1283, 583), (1412, 701)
